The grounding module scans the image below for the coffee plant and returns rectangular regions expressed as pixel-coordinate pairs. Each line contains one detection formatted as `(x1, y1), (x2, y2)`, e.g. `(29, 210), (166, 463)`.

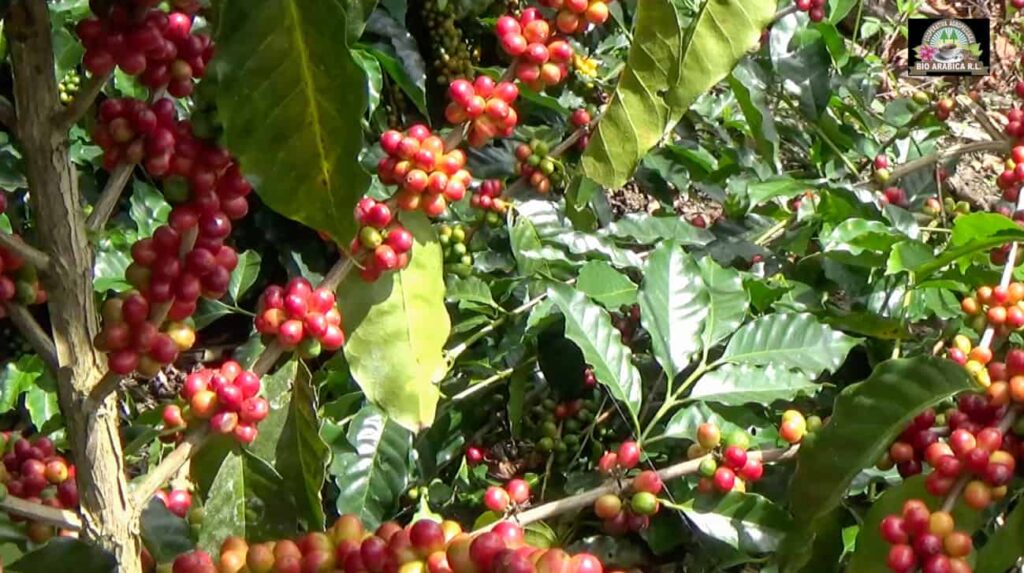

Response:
(0, 0), (1022, 571)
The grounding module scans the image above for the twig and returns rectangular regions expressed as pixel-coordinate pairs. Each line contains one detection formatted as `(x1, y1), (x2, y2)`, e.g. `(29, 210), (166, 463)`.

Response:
(940, 408), (1019, 512)
(54, 71), (111, 132)
(477, 446), (799, 530)
(0, 232), (50, 271)
(886, 140), (1010, 185)
(1, 302), (57, 372)
(85, 163), (135, 232)
(771, 5), (799, 23)
(0, 96), (15, 133)
(129, 428), (208, 513)
(0, 496), (82, 530)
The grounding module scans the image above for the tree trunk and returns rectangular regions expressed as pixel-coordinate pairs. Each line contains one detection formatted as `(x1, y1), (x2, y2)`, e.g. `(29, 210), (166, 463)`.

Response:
(5, 1), (142, 570)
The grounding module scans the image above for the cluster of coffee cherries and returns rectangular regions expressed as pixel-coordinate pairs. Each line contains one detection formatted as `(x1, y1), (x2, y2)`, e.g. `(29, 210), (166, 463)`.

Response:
(377, 126), (472, 218)
(881, 500), (974, 573)
(873, 154), (892, 184)
(0, 433), (79, 543)
(76, 3), (213, 97)
(351, 198), (415, 282)
(522, 390), (611, 469)
(996, 146), (1024, 203)
(1003, 101), (1024, 142)
(495, 10), (574, 91)
(0, 247), (46, 310)
(253, 278), (345, 358)
(93, 98), (182, 172)
(483, 478), (532, 513)
(161, 361), (269, 445)
(779, 410), (814, 444)
(794, 0), (826, 22)
(922, 196), (971, 221)
(880, 392), (1021, 504)
(440, 224), (473, 277)
(515, 140), (566, 193)
(871, 155), (907, 207)
(538, 0), (610, 34)
(58, 70), (81, 105)
(946, 335), (992, 387)
(959, 283), (1024, 335)
(93, 293), (194, 376)
(611, 305), (640, 347)
(691, 423), (764, 494)
(935, 97), (956, 122)
(445, 77), (520, 148)
(570, 108), (592, 150)
(592, 442), (663, 533)
(154, 487), (192, 518)
(171, 514), (609, 573)
(471, 179), (510, 226)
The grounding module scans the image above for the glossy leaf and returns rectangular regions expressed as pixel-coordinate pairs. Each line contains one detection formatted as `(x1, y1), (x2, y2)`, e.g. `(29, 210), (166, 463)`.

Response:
(601, 213), (715, 246)
(0, 355), (43, 414)
(341, 212), (448, 431)
(785, 357), (973, 564)
(697, 256), (748, 348)
(547, 282), (643, 428)
(140, 499), (193, 564)
(211, 0), (370, 243)
(688, 363), (818, 406)
(197, 449), (299, 553)
(128, 180), (170, 237)
(582, 0), (774, 186)
(274, 362), (329, 529)
(227, 250), (261, 303)
(638, 243), (708, 380)
(8, 538), (116, 573)
(250, 359), (299, 463)
(720, 313), (858, 376)
(974, 500), (1024, 573)
(729, 61), (779, 164)
(331, 405), (412, 530)
(846, 476), (984, 573)
(673, 492), (792, 554)
(577, 260), (638, 309)
(663, 401), (776, 448)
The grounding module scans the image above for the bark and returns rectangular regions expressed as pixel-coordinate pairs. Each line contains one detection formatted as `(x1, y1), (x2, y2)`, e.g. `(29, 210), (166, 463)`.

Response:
(6, 1), (142, 570)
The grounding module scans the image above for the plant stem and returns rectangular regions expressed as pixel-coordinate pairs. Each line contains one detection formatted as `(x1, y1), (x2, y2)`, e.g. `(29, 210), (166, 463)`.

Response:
(0, 231), (50, 271)
(639, 362), (709, 442)
(129, 428), (209, 513)
(0, 495), (81, 530)
(477, 446), (799, 530)
(1, 302), (57, 372)
(86, 163), (135, 232)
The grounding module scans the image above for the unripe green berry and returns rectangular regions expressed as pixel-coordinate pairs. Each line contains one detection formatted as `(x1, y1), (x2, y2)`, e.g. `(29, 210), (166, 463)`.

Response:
(538, 437), (554, 452)
(360, 226), (383, 249)
(724, 430), (750, 450)
(451, 226), (466, 243)
(630, 492), (658, 516)
(699, 457), (717, 478)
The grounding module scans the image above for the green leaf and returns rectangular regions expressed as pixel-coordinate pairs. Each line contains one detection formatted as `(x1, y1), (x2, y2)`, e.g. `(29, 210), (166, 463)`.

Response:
(673, 492), (792, 554)
(729, 61), (779, 164)
(829, 0), (858, 22)
(128, 180), (170, 237)
(250, 360), (299, 463)
(198, 449), (299, 553)
(227, 250), (261, 303)
(140, 499), (194, 564)
(274, 362), (329, 529)
(697, 256), (748, 349)
(351, 49), (382, 116)
(577, 261), (638, 309)
(24, 369), (60, 433)
(602, 213), (715, 246)
(363, 45), (428, 117)
(784, 357), (974, 566)
(688, 363), (819, 406)
(886, 240), (934, 275)
(663, 401), (776, 447)
(331, 405), (412, 530)
(445, 276), (496, 308)
(720, 313), (858, 376)
(546, 282), (642, 428)
(0, 355), (44, 415)
(974, 500), (1024, 573)
(746, 177), (813, 206)
(212, 0), (370, 244)
(8, 539), (115, 573)
(846, 476), (984, 573)
(821, 219), (904, 265)
(510, 216), (572, 278)
(638, 243), (709, 380)
(341, 212), (448, 431)
(582, 0), (775, 186)
(950, 212), (1018, 247)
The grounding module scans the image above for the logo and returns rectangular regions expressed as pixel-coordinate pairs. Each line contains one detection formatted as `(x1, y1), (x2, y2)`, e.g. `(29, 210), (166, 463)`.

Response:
(908, 18), (990, 76)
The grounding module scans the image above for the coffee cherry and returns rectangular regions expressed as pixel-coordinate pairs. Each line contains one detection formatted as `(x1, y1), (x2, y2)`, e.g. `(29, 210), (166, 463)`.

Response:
(616, 441), (640, 469)
(632, 470), (663, 495)
(696, 422), (721, 449)
(713, 467), (735, 492)
(483, 486), (510, 512)
(505, 478), (530, 505)
(593, 494), (621, 519)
